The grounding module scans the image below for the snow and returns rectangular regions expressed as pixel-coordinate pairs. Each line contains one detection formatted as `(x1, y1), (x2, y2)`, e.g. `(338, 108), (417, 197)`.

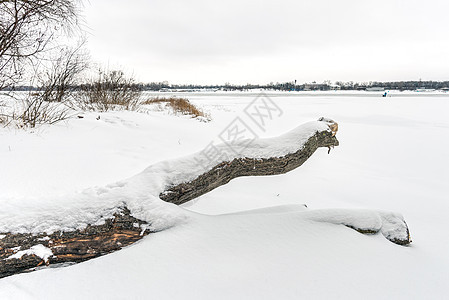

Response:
(6, 244), (53, 263)
(0, 91), (448, 299)
(0, 111), (331, 235)
(304, 209), (409, 242)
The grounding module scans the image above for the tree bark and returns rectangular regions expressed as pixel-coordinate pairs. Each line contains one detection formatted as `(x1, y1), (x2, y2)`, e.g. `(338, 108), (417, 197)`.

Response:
(0, 207), (149, 278)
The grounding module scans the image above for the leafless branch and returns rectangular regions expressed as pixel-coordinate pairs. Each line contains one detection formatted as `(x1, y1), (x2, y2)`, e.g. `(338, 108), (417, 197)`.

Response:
(0, 0), (82, 90)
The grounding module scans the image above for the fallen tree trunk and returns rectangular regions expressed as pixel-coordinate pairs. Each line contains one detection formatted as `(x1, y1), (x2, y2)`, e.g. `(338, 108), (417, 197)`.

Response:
(0, 208), (148, 278)
(160, 127), (339, 205)
(0, 118), (410, 279)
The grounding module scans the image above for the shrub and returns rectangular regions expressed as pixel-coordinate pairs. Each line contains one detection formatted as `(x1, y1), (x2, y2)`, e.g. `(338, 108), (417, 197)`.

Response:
(78, 69), (142, 112)
(0, 93), (71, 129)
(16, 94), (70, 128)
(0, 44), (86, 128)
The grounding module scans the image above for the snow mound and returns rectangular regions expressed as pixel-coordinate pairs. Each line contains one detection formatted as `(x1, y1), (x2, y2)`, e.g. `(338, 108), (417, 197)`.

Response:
(0, 120), (332, 235)
(220, 205), (409, 244)
(304, 209), (410, 244)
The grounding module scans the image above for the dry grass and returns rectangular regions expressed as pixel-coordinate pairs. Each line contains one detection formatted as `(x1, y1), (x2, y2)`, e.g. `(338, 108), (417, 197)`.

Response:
(143, 97), (210, 121)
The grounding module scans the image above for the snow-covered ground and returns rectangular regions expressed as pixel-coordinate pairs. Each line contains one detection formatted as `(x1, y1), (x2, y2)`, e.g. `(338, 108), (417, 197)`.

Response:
(0, 91), (448, 299)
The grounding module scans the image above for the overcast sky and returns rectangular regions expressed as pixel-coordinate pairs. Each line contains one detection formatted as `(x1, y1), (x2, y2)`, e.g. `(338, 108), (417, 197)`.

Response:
(83, 0), (449, 85)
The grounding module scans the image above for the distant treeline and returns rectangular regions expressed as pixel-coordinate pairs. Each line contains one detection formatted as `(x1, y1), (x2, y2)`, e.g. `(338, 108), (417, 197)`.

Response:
(5, 81), (449, 92)
(137, 80), (449, 91)
(333, 81), (449, 91)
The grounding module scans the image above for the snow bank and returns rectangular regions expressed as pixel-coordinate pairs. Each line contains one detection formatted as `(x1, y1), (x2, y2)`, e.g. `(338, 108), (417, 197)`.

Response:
(304, 209), (409, 243)
(219, 205), (409, 244)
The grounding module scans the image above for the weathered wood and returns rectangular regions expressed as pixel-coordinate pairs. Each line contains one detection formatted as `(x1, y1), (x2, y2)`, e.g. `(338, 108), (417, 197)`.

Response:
(0, 208), (149, 278)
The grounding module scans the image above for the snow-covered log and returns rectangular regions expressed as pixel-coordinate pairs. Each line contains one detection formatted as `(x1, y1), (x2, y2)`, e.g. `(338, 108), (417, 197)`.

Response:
(0, 208), (147, 278)
(0, 118), (411, 279)
(160, 118), (339, 204)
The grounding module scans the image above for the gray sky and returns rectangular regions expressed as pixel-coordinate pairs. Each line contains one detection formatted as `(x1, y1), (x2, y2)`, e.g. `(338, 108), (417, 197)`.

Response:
(83, 0), (449, 85)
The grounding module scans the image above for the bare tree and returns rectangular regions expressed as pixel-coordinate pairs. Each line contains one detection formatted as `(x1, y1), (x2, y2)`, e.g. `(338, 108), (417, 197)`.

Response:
(0, 0), (81, 90)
